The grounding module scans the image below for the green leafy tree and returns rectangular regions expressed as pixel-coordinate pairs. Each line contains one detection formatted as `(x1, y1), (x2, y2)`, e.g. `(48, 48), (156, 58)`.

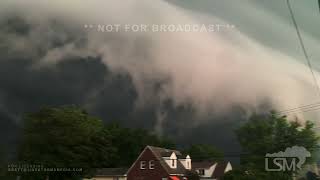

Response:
(183, 144), (223, 162)
(105, 123), (176, 167)
(17, 106), (176, 179)
(0, 146), (17, 180)
(0, 145), (6, 177)
(225, 112), (319, 180)
(223, 166), (292, 180)
(18, 106), (117, 180)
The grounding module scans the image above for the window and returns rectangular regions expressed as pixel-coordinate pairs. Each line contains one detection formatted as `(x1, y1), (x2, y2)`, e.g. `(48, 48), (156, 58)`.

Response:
(198, 169), (205, 175)
(171, 159), (175, 167)
(140, 161), (146, 169)
(149, 160), (155, 169)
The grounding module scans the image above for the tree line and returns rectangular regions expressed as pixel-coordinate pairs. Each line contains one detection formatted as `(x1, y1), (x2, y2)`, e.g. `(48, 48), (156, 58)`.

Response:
(1, 106), (319, 180)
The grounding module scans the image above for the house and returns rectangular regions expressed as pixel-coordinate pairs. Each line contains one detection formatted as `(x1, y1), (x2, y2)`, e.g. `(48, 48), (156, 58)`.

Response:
(86, 146), (232, 180)
(126, 146), (192, 180)
(192, 161), (232, 180)
(83, 168), (127, 180)
(211, 162), (232, 179)
(192, 161), (216, 178)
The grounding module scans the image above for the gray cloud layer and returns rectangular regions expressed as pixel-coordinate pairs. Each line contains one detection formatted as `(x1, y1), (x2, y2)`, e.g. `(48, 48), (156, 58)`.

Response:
(0, 0), (319, 155)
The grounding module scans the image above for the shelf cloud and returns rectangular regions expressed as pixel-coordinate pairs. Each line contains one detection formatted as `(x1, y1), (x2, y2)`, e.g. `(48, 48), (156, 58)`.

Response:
(0, 0), (319, 152)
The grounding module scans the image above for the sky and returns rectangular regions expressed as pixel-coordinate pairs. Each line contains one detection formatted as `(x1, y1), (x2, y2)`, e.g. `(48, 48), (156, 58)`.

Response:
(168, 0), (320, 118)
(0, 0), (319, 158)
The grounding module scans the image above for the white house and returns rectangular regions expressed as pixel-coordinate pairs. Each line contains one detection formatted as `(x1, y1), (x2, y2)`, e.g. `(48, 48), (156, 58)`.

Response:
(192, 161), (232, 180)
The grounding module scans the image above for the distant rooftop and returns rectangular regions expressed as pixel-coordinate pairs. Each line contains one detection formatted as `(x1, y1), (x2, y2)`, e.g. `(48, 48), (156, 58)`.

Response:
(192, 161), (216, 169)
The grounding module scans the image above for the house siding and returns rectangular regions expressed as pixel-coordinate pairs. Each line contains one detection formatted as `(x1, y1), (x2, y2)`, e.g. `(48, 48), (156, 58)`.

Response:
(127, 148), (169, 180)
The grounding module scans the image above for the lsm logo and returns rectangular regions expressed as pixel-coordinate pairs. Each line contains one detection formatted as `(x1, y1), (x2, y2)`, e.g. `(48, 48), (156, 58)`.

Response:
(265, 146), (311, 171)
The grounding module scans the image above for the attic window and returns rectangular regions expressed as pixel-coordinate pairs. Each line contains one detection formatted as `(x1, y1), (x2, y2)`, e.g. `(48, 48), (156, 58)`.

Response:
(149, 160), (155, 169)
(140, 161), (146, 169)
(170, 159), (178, 169)
(198, 169), (205, 175)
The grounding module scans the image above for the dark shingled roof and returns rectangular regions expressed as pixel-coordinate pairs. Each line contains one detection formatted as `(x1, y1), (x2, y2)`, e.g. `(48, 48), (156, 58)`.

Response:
(95, 168), (128, 177)
(212, 162), (229, 178)
(192, 161), (216, 169)
(149, 146), (182, 157)
(148, 146), (189, 175)
(192, 161), (231, 178)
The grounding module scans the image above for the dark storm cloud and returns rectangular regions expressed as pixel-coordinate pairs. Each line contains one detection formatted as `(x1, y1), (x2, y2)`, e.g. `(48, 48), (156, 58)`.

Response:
(0, 19), (124, 117)
(0, 15), (244, 155)
(0, 16), (138, 153)
(0, 16), (209, 151)
(1, 0), (319, 161)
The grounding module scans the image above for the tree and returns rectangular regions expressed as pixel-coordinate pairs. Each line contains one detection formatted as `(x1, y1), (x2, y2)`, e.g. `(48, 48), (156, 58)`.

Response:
(0, 145), (6, 177)
(0, 146), (17, 180)
(17, 106), (176, 179)
(227, 112), (319, 180)
(306, 171), (319, 180)
(183, 144), (223, 162)
(105, 123), (176, 167)
(223, 166), (292, 180)
(18, 106), (117, 180)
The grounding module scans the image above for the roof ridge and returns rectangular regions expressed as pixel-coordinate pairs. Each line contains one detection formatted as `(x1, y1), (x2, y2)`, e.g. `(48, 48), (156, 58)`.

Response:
(147, 146), (173, 174)
(147, 145), (180, 152)
(147, 146), (188, 175)
(147, 146), (162, 160)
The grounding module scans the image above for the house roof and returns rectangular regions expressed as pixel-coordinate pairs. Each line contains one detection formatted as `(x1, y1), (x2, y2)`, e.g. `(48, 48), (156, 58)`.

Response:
(95, 168), (128, 177)
(192, 161), (216, 169)
(192, 161), (230, 178)
(149, 146), (182, 157)
(147, 146), (189, 175)
(212, 162), (229, 178)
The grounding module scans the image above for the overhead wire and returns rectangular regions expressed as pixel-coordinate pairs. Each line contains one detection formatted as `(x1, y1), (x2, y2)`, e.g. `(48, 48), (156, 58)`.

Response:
(274, 0), (320, 115)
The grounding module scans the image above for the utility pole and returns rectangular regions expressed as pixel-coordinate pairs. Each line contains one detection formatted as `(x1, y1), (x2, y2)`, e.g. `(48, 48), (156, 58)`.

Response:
(314, 163), (319, 176)
(292, 172), (296, 180)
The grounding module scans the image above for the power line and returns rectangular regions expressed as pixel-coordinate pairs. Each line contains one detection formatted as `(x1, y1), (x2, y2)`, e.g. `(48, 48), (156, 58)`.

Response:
(280, 105), (320, 115)
(286, 0), (320, 96)
(284, 107), (320, 115)
(289, 107), (320, 113)
(277, 102), (320, 114)
(273, 0), (320, 116)
(276, 103), (320, 115)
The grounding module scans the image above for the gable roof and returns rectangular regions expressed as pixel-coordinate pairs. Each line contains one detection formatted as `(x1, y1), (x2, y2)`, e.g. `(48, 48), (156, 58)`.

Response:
(149, 146), (182, 157)
(94, 168), (128, 177)
(212, 162), (229, 178)
(191, 161), (230, 178)
(147, 146), (189, 175)
(192, 161), (216, 169)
